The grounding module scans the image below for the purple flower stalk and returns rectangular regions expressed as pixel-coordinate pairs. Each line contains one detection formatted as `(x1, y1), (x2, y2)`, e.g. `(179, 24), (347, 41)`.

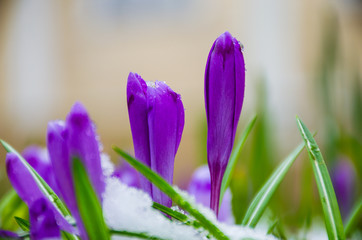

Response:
(47, 102), (105, 239)
(205, 31), (245, 215)
(188, 165), (234, 223)
(127, 72), (185, 207)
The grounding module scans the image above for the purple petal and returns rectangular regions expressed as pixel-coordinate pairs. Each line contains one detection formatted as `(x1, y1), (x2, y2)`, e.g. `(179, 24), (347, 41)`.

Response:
(0, 230), (20, 239)
(6, 152), (74, 234)
(65, 102), (105, 203)
(204, 31), (245, 215)
(112, 160), (140, 188)
(127, 73), (185, 207)
(47, 120), (82, 236)
(47, 121), (75, 215)
(332, 159), (356, 218)
(30, 198), (61, 240)
(127, 72), (153, 195)
(48, 103), (105, 240)
(188, 165), (234, 223)
(6, 152), (44, 205)
(22, 145), (60, 196)
(147, 81), (184, 207)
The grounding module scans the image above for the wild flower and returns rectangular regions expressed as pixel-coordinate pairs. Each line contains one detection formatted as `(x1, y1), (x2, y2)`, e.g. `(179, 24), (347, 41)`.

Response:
(204, 31), (245, 215)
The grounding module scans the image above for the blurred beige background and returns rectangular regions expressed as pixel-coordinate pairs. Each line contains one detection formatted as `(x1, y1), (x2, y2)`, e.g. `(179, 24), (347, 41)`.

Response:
(0, 0), (361, 195)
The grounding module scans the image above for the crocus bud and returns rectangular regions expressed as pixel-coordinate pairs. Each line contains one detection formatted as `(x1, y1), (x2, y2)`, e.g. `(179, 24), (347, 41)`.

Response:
(332, 159), (356, 219)
(5, 152), (73, 233)
(47, 102), (105, 239)
(112, 160), (140, 189)
(127, 72), (185, 207)
(30, 198), (61, 240)
(205, 31), (245, 215)
(188, 165), (234, 223)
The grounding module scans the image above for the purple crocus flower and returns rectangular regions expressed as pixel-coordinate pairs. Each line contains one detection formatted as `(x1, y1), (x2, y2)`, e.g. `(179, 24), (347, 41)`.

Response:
(5, 152), (74, 233)
(205, 31), (245, 215)
(47, 102), (105, 239)
(188, 165), (234, 223)
(30, 198), (61, 240)
(112, 160), (140, 188)
(127, 72), (185, 207)
(332, 159), (356, 219)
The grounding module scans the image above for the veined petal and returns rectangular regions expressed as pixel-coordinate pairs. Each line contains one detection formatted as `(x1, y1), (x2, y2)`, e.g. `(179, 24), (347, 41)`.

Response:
(232, 37), (245, 140)
(127, 72), (152, 195)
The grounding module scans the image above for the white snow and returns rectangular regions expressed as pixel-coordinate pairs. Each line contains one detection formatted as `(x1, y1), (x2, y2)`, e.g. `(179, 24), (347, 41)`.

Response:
(103, 178), (202, 240)
(100, 153), (115, 178)
(102, 175), (277, 240)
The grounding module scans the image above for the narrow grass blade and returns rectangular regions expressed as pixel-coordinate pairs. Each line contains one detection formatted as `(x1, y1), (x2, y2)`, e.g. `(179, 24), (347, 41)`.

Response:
(109, 229), (168, 240)
(152, 202), (201, 228)
(113, 146), (229, 240)
(152, 202), (188, 222)
(267, 219), (287, 239)
(72, 157), (109, 240)
(0, 139), (71, 219)
(241, 141), (305, 227)
(296, 117), (345, 240)
(220, 115), (257, 202)
(344, 198), (362, 237)
(14, 216), (30, 232)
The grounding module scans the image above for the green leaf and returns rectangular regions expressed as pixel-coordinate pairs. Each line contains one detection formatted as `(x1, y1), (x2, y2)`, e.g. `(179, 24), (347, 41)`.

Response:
(109, 229), (167, 240)
(0, 140), (71, 220)
(296, 117), (345, 240)
(152, 202), (201, 228)
(0, 189), (28, 230)
(344, 198), (362, 237)
(72, 157), (109, 240)
(152, 202), (187, 222)
(14, 216), (30, 232)
(242, 141), (305, 227)
(112, 146), (229, 240)
(220, 115), (257, 202)
(267, 219), (287, 240)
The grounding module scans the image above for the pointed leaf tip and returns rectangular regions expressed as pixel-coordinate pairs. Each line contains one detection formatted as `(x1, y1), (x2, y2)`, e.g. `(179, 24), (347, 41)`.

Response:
(296, 117), (345, 240)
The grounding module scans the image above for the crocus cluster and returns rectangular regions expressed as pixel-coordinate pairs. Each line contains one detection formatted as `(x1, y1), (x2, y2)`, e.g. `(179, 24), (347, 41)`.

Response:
(3, 31), (245, 237)
(6, 102), (106, 239)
